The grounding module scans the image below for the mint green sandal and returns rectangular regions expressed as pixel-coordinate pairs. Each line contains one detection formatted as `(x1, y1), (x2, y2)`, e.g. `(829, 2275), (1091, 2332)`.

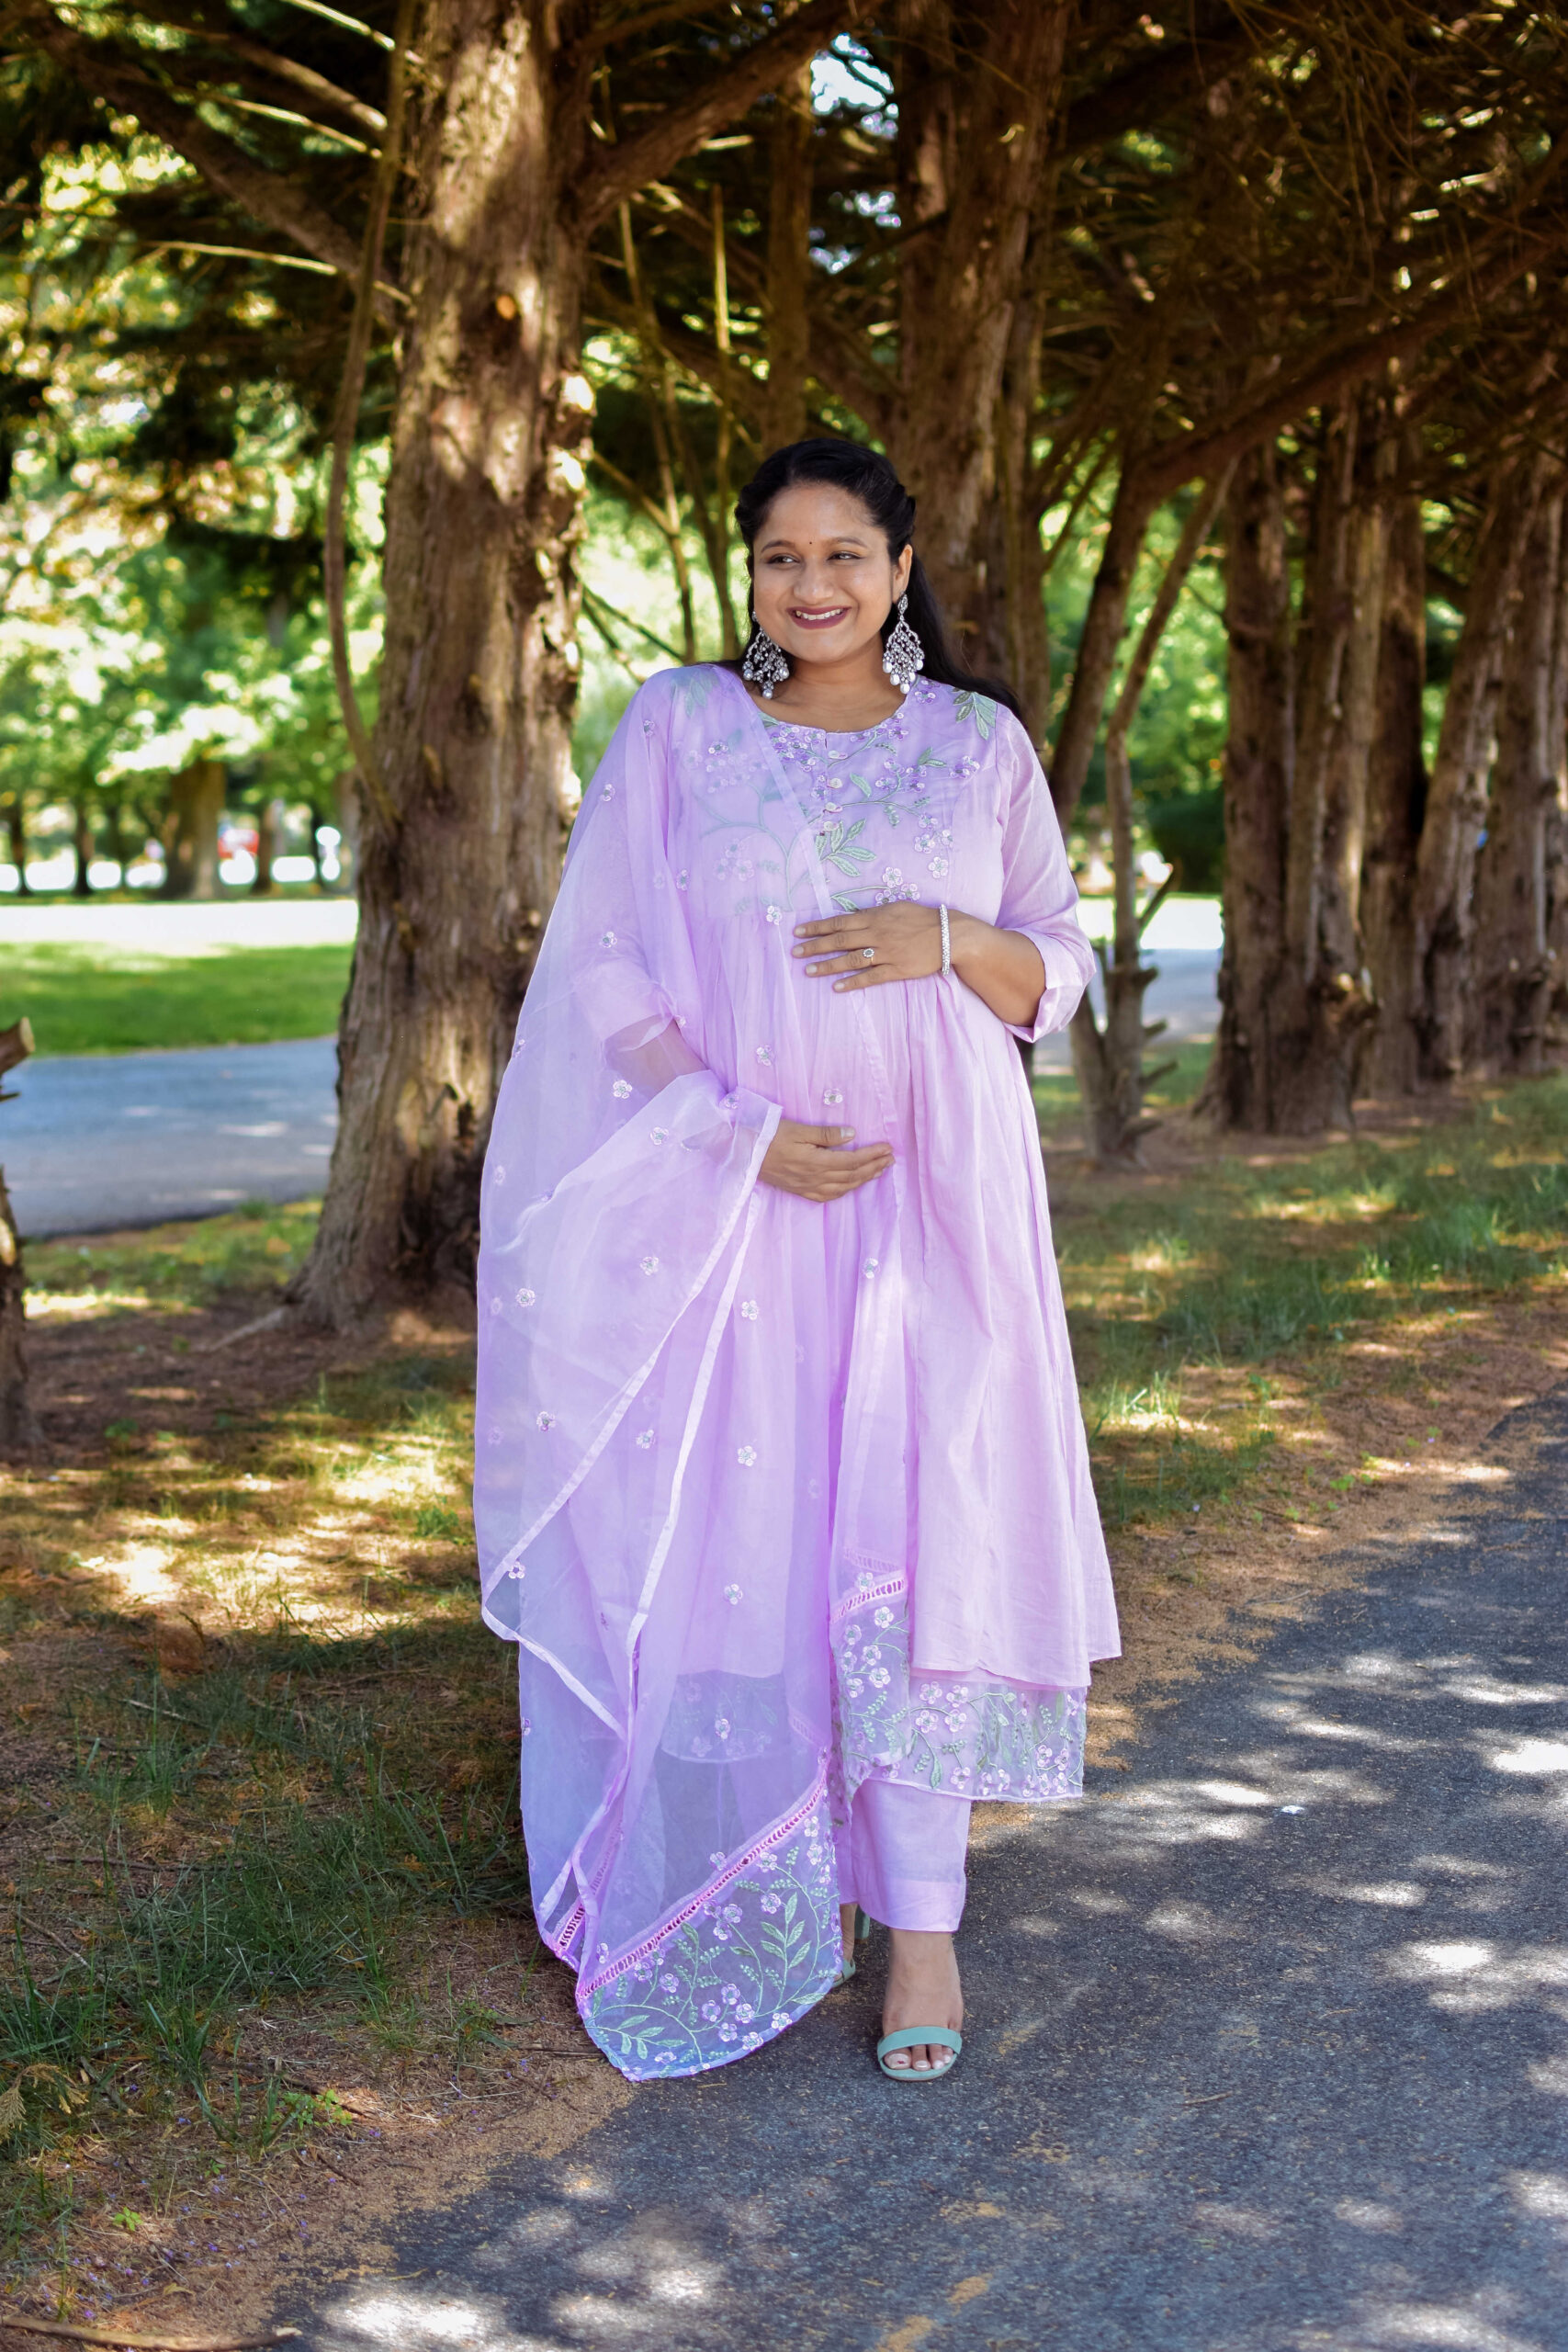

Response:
(876, 2025), (962, 2080)
(837, 1906), (874, 1984)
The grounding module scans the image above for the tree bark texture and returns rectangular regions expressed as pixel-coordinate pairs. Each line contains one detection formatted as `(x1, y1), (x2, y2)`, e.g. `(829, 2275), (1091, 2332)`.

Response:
(1359, 448), (1427, 1094)
(1204, 441), (1296, 1128)
(759, 64), (814, 454)
(1469, 482), (1564, 1072)
(163, 758), (225, 899)
(889, 0), (1068, 643)
(291, 1), (593, 1326)
(1411, 457), (1544, 1083)
(1544, 518), (1568, 1037)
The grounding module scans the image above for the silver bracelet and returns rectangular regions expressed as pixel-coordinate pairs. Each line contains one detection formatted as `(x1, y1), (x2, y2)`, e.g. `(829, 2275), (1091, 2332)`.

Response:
(939, 903), (952, 977)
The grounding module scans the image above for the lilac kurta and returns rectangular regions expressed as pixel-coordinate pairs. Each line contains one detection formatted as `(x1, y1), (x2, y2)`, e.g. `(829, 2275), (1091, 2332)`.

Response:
(474, 665), (1118, 2079)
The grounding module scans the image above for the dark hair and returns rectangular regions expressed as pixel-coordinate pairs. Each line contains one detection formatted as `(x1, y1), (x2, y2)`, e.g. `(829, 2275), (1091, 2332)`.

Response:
(728, 438), (1023, 720)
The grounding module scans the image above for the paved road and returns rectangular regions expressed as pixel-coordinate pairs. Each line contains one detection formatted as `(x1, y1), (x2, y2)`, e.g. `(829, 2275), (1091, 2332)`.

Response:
(4, 1038), (339, 1238)
(284, 1390), (1568, 2352)
(3, 944), (1222, 1238)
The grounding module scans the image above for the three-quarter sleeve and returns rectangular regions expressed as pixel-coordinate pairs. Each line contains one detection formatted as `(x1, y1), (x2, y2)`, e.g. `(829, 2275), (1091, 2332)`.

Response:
(994, 709), (1096, 1042)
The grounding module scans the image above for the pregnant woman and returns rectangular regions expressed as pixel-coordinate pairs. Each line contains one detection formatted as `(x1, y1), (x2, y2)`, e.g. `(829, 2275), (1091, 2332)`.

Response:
(474, 437), (1119, 2084)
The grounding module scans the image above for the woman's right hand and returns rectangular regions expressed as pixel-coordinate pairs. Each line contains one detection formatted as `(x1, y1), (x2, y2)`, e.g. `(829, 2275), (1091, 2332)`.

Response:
(759, 1120), (894, 1202)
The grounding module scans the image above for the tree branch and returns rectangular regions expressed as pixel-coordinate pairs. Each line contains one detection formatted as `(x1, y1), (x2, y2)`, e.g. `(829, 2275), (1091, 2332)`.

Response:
(24, 5), (374, 295)
(323, 0), (412, 840)
(578, 0), (861, 231)
(581, 0), (744, 53)
(1136, 212), (1568, 506)
(145, 16), (388, 135)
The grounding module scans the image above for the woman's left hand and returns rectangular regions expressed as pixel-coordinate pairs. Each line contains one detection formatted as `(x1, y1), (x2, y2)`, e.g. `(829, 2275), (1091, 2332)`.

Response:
(793, 903), (949, 990)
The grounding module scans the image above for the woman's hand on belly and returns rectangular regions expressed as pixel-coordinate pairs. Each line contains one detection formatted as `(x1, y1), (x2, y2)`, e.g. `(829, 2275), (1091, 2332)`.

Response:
(794, 902), (1046, 1029)
(759, 1120), (894, 1202)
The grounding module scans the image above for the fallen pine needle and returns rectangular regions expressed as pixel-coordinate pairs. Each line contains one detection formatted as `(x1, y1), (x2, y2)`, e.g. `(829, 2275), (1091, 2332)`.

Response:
(0, 2321), (300, 2348)
(1181, 2092), (1235, 2107)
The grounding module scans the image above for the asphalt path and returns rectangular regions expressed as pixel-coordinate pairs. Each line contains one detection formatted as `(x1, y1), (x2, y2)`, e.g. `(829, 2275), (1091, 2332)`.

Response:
(4, 1037), (339, 1238)
(282, 1388), (1568, 2352)
(3, 948), (1222, 1238)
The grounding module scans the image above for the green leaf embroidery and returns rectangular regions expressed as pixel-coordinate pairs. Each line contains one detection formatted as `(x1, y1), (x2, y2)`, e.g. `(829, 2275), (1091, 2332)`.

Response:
(953, 689), (998, 738)
(818, 818), (874, 878)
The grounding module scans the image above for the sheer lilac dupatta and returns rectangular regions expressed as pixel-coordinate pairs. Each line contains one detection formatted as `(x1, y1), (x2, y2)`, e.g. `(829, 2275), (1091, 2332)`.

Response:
(475, 671), (840, 2075)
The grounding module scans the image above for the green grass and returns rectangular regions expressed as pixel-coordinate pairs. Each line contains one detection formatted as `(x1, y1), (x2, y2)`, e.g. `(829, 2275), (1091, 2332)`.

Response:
(1055, 1072), (1568, 1524)
(3, 943), (351, 1055)
(28, 1198), (320, 1301)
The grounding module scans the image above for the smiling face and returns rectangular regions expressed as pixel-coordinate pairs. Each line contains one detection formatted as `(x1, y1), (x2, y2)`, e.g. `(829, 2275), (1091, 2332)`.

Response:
(749, 481), (913, 673)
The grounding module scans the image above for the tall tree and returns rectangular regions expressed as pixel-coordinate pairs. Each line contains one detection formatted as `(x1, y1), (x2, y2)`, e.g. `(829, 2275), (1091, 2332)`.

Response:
(28, 0), (857, 1323)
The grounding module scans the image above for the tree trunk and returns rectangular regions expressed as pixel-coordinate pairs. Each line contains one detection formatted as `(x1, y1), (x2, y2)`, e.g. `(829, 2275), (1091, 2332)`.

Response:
(163, 758), (226, 900)
(890, 0), (1068, 645)
(1359, 441), (1427, 1094)
(1069, 471), (1229, 1164)
(290, 2), (592, 1327)
(1276, 399), (1383, 1130)
(1470, 483), (1564, 1072)
(1315, 430), (1388, 1105)
(1411, 458), (1543, 1083)
(252, 796), (284, 895)
(334, 769), (360, 898)
(975, 257), (1050, 733)
(5, 794), (30, 893)
(759, 64), (813, 454)
(72, 799), (96, 898)
(1202, 440), (1296, 1127)
(0, 1017), (40, 1457)
(1047, 461), (1159, 827)
(1544, 518), (1568, 1038)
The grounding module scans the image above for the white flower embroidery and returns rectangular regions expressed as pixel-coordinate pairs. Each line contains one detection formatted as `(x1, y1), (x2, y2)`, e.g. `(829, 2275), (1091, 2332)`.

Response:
(536, 1411), (556, 1430)
(636, 1428), (654, 1449)
(765, 903), (784, 925)
(929, 854), (949, 877)
(491, 1163), (505, 1183)
(723, 1583), (742, 1605)
(881, 865), (903, 887)
(515, 1286), (536, 1307)
(612, 1079), (632, 1099)
(823, 1087), (843, 1106)
(600, 929), (617, 947)
(676, 869), (690, 890)
(736, 1445), (757, 1467)
(755, 1045), (773, 1066)
(488, 1295), (502, 1316)
(640, 1256), (660, 1275)
(863, 1257), (879, 1279)
(650, 1127), (668, 1145)
(739, 1299), (759, 1321)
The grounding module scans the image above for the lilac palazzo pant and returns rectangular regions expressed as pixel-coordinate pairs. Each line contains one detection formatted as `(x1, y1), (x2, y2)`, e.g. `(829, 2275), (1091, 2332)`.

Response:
(835, 1779), (972, 1932)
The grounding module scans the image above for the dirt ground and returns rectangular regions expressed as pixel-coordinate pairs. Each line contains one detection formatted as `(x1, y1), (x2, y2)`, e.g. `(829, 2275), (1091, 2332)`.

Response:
(3, 1121), (1567, 2346)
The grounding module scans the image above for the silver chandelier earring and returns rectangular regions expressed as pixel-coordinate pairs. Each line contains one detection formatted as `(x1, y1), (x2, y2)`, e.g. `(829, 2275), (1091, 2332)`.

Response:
(883, 594), (924, 694)
(742, 621), (790, 699)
